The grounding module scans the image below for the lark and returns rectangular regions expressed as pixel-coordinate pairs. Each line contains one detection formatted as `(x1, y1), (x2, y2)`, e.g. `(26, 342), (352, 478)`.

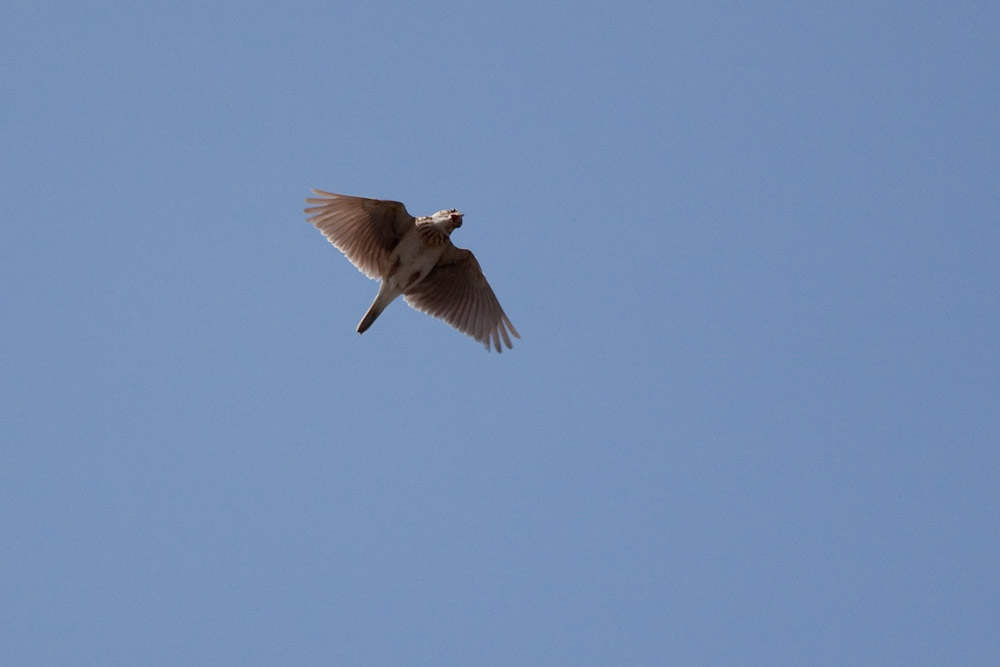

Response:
(304, 191), (519, 352)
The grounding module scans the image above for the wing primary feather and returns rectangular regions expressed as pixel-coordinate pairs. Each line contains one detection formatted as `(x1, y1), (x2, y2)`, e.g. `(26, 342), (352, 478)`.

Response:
(498, 318), (512, 349)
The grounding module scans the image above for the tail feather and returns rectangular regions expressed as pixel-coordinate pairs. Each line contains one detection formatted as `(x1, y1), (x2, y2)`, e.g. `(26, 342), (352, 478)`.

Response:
(357, 302), (384, 334)
(357, 283), (401, 334)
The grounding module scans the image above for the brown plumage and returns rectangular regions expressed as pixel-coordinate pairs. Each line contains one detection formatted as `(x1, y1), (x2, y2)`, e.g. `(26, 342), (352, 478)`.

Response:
(304, 190), (519, 352)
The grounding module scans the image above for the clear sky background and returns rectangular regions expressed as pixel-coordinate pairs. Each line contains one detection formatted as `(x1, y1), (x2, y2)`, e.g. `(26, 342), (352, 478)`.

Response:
(2, 2), (998, 665)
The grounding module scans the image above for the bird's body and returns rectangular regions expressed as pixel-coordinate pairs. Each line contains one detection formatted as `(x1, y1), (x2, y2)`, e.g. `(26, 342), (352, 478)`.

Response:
(357, 223), (450, 333)
(304, 191), (519, 352)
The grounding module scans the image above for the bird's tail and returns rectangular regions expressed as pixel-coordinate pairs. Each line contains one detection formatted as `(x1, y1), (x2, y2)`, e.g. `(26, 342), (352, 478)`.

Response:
(357, 301), (384, 334)
(357, 284), (401, 334)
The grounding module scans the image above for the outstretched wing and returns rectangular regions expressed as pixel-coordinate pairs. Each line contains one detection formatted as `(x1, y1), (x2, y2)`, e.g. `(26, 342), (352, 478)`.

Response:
(404, 246), (520, 352)
(304, 190), (415, 279)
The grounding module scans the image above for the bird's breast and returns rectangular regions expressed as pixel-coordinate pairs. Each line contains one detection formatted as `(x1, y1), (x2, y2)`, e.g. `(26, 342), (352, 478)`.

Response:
(416, 224), (451, 247)
(387, 227), (447, 291)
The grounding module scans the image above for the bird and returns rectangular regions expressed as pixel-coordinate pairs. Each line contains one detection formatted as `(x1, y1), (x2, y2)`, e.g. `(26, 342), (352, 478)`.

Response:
(304, 190), (519, 352)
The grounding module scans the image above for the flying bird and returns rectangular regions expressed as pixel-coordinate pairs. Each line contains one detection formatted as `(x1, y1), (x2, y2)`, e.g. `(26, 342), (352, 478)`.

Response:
(304, 190), (519, 352)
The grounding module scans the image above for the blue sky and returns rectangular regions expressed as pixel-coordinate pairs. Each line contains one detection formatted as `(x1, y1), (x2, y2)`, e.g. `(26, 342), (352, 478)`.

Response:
(2, 1), (998, 665)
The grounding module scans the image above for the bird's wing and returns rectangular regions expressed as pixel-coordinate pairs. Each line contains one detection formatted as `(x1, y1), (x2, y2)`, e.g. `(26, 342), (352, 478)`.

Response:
(404, 246), (520, 352)
(304, 190), (415, 279)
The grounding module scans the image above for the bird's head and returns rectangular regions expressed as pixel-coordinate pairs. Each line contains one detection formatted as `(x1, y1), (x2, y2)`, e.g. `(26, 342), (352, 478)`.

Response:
(431, 208), (463, 232)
